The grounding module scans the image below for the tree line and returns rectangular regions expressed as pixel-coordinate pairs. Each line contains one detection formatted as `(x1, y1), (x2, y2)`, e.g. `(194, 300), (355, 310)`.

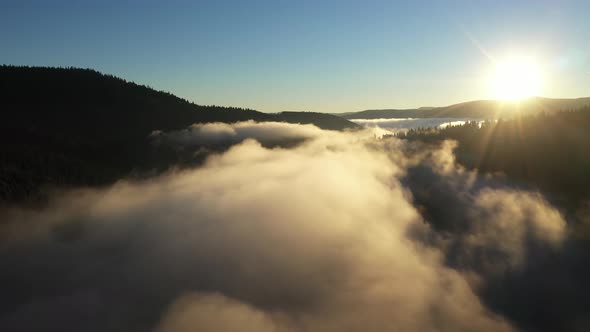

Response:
(396, 107), (590, 208)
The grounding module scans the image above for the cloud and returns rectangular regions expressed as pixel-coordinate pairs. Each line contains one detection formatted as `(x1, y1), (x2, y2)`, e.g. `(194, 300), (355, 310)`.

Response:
(350, 118), (481, 132)
(150, 121), (326, 149)
(0, 122), (580, 332)
(400, 141), (582, 332)
(154, 293), (283, 332)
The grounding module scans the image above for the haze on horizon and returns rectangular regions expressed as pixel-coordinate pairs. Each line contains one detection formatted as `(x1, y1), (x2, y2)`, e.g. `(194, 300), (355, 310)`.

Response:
(1, 0), (589, 113)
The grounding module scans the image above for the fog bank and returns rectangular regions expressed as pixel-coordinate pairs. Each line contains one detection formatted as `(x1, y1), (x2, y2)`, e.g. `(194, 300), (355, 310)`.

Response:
(0, 121), (584, 332)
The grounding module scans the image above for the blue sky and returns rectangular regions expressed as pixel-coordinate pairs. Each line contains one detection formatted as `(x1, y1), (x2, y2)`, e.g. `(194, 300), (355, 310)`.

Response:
(2, 0), (589, 112)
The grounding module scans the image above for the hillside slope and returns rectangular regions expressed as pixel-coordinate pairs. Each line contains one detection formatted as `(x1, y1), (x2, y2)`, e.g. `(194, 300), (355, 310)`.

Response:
(0, 66), (357, 203)
(397, 107), (590, 207)
(0, 66), (357, 137)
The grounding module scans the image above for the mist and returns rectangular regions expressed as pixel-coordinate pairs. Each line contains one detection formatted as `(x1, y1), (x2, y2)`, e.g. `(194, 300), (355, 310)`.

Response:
(150, 121), (325, 149)
(0, 122), (586, 332)
(350, 118), (482, 132)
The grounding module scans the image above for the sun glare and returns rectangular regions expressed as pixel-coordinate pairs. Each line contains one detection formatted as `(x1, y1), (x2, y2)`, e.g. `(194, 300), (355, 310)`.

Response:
(489, 57), (542, 100)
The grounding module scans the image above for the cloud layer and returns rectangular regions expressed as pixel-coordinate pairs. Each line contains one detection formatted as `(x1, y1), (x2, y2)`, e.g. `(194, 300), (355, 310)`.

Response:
(150, 120), (325, 149)
(350, 117), (482, 132)
(0, 121), (583, 332)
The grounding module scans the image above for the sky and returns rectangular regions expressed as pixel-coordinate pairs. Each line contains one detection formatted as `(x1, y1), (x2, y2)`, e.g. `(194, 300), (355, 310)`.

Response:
(1, 0), (589, 113)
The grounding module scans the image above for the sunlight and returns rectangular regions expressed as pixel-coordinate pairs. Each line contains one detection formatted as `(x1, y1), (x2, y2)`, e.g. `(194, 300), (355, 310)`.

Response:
(489, 57), (542, 100)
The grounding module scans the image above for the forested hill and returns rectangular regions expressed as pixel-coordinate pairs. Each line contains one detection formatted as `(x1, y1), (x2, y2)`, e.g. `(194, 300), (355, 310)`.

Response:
(0, 66), (356, 203)
(342, 97), (590, 120)
(0, 65), (357, 139)
(396, 107), (590, 208)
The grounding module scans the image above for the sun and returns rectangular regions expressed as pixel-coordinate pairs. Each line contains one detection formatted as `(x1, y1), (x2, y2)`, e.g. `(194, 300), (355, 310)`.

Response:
(489, 57), (542, 100)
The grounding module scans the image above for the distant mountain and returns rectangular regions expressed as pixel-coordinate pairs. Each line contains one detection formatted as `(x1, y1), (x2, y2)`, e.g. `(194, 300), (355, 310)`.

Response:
(0, 65), (357, 203)
(341, 97), (590, 119)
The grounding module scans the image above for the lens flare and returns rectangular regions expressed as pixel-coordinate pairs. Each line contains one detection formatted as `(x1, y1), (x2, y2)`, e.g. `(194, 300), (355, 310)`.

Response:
(489, 57), (542, 100)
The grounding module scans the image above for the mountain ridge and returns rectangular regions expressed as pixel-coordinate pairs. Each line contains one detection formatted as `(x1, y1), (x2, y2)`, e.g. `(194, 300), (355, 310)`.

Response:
(0, 65), (357, 203)
(0, 65), (358, 135)
(340, 96), (590, 119)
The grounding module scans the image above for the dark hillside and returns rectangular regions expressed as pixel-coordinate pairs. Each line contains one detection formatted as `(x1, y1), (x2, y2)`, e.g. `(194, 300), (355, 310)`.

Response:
(0, 66), (357, 138)
(0, 66), (357, 203)
(397, 107), (590, 207)
(1, 66), (270, 142)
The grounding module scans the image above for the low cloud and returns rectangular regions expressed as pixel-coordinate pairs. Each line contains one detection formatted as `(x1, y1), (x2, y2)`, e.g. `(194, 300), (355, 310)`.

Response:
(0, 121), (582, 332)
(150, 121), (326, 149)
(351, 118), (480, 132)
(155, 293), (282, 332)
